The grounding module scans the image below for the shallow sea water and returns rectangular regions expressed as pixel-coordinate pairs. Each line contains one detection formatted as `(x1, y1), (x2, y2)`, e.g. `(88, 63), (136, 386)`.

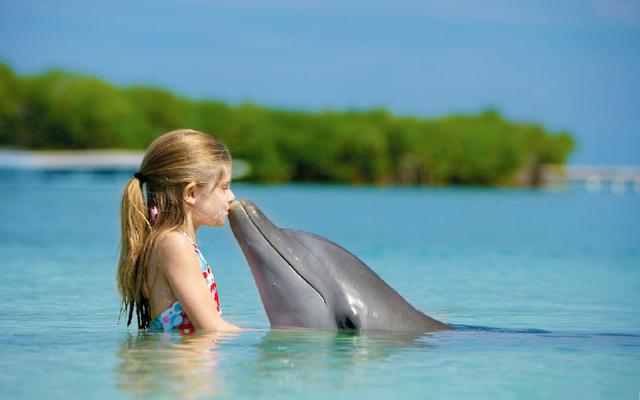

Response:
(0, 171), (638, 399)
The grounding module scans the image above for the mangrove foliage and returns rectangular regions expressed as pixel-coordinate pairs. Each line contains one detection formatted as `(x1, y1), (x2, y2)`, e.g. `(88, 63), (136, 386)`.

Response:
(0, 63), (574, 185)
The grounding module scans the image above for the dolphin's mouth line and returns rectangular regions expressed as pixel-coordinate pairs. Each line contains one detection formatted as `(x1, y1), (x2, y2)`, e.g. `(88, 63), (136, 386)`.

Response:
(240, 203), (327, 305)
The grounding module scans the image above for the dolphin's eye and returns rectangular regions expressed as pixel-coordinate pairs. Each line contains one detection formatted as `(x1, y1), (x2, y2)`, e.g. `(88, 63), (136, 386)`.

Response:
(340, 316), (358, 330)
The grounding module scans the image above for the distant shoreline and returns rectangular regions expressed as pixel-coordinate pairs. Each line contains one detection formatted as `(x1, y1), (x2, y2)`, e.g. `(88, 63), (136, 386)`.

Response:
(2, 149), (638, 193)
(0, 64), (574, 185)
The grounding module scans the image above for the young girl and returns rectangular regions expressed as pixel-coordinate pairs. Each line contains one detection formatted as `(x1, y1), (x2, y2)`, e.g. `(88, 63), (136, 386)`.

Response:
(117, 129), (240, 333)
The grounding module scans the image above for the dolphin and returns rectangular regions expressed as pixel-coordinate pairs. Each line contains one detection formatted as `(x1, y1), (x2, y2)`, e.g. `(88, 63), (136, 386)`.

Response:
(228, 200), (450, 333)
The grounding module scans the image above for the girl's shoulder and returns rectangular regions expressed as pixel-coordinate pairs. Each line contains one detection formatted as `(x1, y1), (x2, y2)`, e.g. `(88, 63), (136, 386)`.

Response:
(155, 230), (191, 249)
(153, 230), (199, 273)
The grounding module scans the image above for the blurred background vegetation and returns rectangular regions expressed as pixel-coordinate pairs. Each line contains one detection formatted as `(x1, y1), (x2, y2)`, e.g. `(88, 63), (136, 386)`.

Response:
(0, 63), (574, 185)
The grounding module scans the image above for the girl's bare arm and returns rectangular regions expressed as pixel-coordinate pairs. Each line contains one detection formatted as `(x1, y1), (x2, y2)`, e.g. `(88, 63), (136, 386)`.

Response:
(157, 232), (241, 332)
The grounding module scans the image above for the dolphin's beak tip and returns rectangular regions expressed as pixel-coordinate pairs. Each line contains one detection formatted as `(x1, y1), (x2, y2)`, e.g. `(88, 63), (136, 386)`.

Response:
(230, 200), (242, 211)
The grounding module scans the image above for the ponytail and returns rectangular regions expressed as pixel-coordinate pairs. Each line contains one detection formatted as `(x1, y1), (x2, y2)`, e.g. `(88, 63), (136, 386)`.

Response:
(117, 176), (152, 329)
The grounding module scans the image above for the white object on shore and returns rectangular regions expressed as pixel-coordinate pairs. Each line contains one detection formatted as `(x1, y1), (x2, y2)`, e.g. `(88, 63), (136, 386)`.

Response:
(0, 149), (251, 179)
(0, 149), (144, 170)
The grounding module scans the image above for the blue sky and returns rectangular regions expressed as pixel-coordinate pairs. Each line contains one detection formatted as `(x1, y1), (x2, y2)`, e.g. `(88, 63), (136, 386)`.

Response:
(1, 0), (639, 164)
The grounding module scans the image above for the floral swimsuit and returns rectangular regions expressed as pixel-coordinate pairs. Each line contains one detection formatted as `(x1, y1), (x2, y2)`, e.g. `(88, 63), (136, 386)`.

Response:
(149, 233), (221, 334)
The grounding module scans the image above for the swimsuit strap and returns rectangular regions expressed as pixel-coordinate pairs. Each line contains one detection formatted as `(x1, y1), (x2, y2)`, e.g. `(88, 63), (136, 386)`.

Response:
(178, 229), (199, 250)
(177, 229), (213, 274)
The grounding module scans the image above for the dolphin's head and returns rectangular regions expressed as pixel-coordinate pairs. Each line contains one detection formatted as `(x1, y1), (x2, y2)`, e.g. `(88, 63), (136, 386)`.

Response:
(229, 200), (368, 329)
(229, 200), (450, 332)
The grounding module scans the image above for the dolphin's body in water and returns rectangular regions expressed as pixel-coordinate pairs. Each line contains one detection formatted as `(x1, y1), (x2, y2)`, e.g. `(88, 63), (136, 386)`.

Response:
(228, 200), (450, 332)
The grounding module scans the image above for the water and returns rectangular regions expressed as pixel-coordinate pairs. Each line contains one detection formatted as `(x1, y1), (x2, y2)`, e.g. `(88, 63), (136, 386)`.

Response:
(0, 171), (638, 399)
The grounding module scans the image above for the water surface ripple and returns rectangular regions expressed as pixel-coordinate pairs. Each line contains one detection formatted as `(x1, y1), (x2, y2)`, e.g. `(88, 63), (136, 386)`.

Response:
(0, 172), (638, 399)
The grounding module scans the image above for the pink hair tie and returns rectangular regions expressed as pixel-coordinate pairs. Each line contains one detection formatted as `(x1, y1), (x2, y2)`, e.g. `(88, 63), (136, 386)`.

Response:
(151, 205), (159, 224)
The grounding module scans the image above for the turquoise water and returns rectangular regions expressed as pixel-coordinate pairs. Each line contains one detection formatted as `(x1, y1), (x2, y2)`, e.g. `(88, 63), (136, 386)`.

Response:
(0, 171), (638, 399)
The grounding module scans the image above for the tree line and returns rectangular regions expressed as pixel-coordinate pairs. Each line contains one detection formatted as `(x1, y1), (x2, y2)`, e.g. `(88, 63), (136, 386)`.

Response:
(0, 63), (574, 185)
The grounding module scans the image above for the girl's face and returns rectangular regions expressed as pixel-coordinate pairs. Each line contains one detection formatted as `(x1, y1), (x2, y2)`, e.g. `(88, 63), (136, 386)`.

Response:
(191, 171), (235, 228)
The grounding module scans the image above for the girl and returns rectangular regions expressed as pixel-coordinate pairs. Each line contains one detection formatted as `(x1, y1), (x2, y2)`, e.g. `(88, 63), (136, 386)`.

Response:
(117, 129), (240, 333)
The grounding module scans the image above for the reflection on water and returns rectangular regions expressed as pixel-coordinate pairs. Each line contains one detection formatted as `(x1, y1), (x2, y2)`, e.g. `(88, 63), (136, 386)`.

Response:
(247, 330), (433, 392)
(115, 329), (437, 398)
(255, 329), (430, 363)
(115, 332), (226, 399)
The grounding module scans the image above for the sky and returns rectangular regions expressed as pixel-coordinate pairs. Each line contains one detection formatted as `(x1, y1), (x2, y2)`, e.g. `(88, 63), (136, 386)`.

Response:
(1, 0), (639, 165)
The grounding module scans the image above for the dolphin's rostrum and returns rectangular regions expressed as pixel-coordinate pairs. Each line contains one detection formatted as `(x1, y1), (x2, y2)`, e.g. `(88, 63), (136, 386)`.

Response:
(229, 200), (450, 332)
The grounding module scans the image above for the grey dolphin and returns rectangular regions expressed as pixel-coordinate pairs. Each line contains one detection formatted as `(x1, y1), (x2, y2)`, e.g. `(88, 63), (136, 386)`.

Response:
(228, 200), (450, 332)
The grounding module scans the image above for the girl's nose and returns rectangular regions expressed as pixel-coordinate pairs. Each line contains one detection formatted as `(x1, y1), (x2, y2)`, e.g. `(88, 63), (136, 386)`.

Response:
(227, 189), (236, 203)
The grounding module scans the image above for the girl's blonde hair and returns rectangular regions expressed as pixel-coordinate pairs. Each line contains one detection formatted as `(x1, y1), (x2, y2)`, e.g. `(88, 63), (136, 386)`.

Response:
(117, 129), (231, 329)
